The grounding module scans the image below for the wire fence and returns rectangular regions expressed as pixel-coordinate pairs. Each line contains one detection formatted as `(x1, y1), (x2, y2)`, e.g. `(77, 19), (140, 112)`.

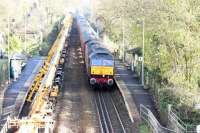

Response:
(168, 107), (198, 133)
(140, 104), (177, 133)
(0, 117), (11, 133)
(140, 104), (199, 133)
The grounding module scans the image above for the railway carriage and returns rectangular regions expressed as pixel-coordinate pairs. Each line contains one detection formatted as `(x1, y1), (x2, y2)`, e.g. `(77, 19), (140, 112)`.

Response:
(76, 14), (114, 87)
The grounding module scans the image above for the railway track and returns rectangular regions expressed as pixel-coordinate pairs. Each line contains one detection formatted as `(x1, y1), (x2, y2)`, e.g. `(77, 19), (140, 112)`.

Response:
(95, 88), (134, 133)
(8, 17), (134, 133)
(53, 19), (133, 133)
(53, 20), (100, 133)
(0, 15), (135, 133)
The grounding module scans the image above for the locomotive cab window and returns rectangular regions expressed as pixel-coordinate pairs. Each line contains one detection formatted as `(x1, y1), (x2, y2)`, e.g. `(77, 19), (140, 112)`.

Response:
(91, 59), (102, 66)
(103, 60), (114, 66)
(91, 59), (114, 66)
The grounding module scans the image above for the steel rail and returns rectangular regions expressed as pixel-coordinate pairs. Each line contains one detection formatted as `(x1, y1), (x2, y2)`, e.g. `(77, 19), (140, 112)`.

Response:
(110, 94), (126, 133)
(100, 92), (114, 133)
(94, 94), (107, 133)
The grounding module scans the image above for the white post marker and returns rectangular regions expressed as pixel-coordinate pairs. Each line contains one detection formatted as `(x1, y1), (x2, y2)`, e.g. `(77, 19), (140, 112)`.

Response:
(24, 9), (27, 52)
(122, 18), (125, 62)
(141, 18), (145, 86)
(196, 125), (200, 133)
(7, 15), (10, 84)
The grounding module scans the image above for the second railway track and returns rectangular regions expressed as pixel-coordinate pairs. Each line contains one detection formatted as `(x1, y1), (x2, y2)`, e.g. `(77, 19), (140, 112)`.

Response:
(95, 87), (134, 133)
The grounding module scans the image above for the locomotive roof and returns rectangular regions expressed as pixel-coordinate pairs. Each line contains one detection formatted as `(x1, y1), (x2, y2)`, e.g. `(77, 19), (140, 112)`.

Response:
(86, 39), (101, 46)
(89, 52), (113, 60)
(89, 45), (113, 59)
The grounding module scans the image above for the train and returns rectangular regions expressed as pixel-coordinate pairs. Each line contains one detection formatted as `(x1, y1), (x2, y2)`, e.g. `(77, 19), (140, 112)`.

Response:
(76, 14), (115, 87)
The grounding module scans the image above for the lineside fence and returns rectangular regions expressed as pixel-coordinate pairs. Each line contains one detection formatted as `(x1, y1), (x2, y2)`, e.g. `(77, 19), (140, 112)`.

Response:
(0, 83), (9, 116)
(0, 117), (11, 133)
(140, 104), (198, 133)
(140, 104), (176, 133)
(168, 106), (198, 133)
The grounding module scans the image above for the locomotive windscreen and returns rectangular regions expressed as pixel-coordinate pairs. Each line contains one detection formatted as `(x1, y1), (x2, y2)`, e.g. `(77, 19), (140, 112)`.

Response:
(91, 53), (114, 66)
(91, 59), (114, 66)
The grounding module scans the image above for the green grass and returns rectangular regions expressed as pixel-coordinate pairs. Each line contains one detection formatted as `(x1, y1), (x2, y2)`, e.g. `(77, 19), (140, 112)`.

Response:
(138, 123), (152, 133)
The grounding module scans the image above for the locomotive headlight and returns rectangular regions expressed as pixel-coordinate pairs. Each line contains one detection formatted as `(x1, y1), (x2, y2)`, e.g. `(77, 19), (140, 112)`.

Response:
(90, 78), (96, 85)
(107, 79), (114, 86)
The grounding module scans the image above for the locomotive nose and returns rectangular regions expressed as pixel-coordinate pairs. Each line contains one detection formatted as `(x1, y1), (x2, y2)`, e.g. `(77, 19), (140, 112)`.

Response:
(90, 78), (96, 85)
(107, 79), (114, 86)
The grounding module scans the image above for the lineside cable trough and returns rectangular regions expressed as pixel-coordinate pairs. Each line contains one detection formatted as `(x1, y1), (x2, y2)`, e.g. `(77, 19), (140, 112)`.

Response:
(0, 13), (73, 133)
